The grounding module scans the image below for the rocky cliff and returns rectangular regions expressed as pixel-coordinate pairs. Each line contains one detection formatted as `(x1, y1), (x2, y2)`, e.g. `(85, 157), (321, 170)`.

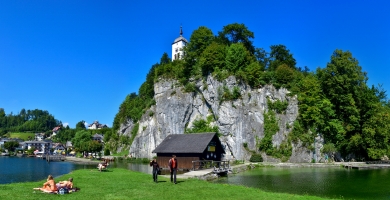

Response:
(118, 75), (323, 162)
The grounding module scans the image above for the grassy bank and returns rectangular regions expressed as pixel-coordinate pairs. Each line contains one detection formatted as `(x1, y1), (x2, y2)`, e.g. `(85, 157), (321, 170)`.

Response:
(0, 168), (334, 200)
(5, 132), (35, 141)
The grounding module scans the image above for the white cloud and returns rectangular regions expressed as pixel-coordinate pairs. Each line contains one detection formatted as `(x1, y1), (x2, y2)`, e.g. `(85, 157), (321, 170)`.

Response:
(62, 122), (69, 128)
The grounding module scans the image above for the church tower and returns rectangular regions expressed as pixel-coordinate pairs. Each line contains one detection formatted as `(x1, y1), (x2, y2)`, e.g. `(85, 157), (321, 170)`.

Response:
(172, 26), (188, 61)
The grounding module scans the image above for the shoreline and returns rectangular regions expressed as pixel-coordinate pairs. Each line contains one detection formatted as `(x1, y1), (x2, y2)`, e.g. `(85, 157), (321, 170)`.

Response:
(64, 157), (101, 164)
(165, 161), (359, 180)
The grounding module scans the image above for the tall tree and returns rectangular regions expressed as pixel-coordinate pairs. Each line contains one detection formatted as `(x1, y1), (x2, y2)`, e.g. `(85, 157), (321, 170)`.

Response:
(4, 141), (19, 152)
(225, 43), (254, 73)
(76, 120), (86, 130)
(198, 42), (227, 76)
(184, 26), (215, 60)
(317, 49), (368, 156)
(269, 45), (297, 71)
(217, 23), (255, 54)
(183, 26), (215, 77)
(0, 108), (6, 135)
(254, 47), (270, 69)
(71, 130), (92, 152)
(159, 52), (171, 65)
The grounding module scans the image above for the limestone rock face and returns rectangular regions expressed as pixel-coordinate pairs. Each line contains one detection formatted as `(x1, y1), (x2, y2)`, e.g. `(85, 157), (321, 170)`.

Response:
(121, 76), (319, 162)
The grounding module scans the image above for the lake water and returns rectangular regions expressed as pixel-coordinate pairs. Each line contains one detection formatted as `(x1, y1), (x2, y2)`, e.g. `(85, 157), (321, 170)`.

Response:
(213, 166), (390, 200)
(0, 156), (152, 184)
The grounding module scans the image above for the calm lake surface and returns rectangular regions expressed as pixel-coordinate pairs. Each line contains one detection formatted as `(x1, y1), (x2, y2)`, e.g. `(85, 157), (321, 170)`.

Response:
(213, 167), (390, 200)
(0, 156), (152, 184)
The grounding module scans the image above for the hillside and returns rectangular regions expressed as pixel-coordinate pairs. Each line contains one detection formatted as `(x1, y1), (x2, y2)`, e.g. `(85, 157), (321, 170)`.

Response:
(108, 23), (390, 162)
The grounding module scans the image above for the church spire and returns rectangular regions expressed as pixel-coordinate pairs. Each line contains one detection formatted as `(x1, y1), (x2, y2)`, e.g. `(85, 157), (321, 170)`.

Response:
(180, 26), (183, 36)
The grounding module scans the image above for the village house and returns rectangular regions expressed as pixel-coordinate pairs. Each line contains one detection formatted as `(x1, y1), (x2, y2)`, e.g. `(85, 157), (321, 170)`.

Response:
(92, 133), (104, 143)
(152, 132), (225, 170)
(51, 126), (61, 137)
(65, 141), (76, 155)
(23, 140), (53, 154)
(0, 138), (12, 149)
(88, 121), (108, 130)
(52, 143), (66, 154)
(34, 133), (46, 141)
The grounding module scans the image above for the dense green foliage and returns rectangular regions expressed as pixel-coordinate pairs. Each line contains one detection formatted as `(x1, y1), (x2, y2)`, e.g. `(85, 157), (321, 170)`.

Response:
(0, 108), (60, 135)
(258, 110), (279, 154)
(112, 23), (390, 161)
(267, 98), (289, 114)
(185, 115), (219, 134)
(249, 154), (263, 162)
(3, 140), (19, 151)
(218, 85), (241, 103)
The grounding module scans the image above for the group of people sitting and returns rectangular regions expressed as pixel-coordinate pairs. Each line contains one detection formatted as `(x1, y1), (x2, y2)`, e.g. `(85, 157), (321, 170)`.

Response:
(33, 175), (74, 194)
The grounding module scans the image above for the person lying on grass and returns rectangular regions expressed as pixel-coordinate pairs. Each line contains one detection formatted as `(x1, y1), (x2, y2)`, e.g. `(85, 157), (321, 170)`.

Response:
(56, 177), (73, 189)
(33, 175), (58, 193)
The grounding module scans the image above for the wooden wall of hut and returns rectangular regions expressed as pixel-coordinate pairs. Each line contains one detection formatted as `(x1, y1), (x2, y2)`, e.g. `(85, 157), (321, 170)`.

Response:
(157, 153), (200, 170)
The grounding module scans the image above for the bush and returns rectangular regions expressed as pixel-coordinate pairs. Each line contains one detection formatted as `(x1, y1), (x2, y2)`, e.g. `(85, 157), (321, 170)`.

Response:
(321, 143), (337, 154)
(185, 118), (219, 134)
(104, 148), (110, 156)
(184, 82), (197, 93)
(249, 154), (263, 162)
(267, 98), (288, 114)
(218, 85), (241, 103)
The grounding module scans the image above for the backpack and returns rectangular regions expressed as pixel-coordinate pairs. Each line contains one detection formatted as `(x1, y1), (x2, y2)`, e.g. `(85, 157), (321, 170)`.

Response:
(58, 188), (69, 195)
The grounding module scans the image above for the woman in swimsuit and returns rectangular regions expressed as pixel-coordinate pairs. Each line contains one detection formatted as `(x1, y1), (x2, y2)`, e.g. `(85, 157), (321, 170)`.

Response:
(33, 175), (58, 193)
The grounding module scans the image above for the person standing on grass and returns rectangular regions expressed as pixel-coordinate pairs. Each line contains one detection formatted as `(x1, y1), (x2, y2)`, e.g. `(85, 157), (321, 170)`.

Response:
(149, 158), (160, 183)
(168, 155), (178, 184)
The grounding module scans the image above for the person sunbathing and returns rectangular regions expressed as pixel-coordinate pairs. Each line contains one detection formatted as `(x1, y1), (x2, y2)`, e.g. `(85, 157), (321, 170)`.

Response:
(56, 177), (73, 189)
(33, 175), (58, 193)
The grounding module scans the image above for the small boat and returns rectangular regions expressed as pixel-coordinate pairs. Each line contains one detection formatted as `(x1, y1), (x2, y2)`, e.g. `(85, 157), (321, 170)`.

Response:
(1, 152), (10, 156)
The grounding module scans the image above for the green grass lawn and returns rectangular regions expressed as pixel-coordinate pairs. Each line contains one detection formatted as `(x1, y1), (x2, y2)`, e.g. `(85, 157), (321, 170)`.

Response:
(5, 132), (35, 141)
(0, 168), (336, 200)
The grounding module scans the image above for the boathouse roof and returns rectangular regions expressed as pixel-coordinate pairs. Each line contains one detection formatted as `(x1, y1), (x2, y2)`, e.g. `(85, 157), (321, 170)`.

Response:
(152, 132), (224, 154)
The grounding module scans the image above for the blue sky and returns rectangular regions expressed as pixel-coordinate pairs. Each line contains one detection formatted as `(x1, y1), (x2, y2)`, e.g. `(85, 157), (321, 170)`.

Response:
(0, 1), (389, 128)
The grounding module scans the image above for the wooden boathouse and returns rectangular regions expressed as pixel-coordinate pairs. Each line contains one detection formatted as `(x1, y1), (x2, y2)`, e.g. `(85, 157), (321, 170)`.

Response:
(152, 132), (225, 170)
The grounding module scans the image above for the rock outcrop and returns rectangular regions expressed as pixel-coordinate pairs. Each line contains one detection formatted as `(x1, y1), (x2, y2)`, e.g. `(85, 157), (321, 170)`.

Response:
(120, 75), (322, 162)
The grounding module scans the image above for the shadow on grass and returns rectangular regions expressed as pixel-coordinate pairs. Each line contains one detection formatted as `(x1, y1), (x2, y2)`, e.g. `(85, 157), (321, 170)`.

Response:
(93, 170), (114, 173)
(156, 180), (167, 183)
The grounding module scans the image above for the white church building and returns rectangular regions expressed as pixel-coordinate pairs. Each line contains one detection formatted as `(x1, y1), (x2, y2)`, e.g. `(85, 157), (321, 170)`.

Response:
(172, 26), (188, 61)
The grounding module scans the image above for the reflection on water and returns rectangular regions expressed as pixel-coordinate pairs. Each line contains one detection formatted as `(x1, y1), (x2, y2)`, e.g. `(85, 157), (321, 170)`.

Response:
(108, 160), (152, 174)
(213, 167), (390, 200)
